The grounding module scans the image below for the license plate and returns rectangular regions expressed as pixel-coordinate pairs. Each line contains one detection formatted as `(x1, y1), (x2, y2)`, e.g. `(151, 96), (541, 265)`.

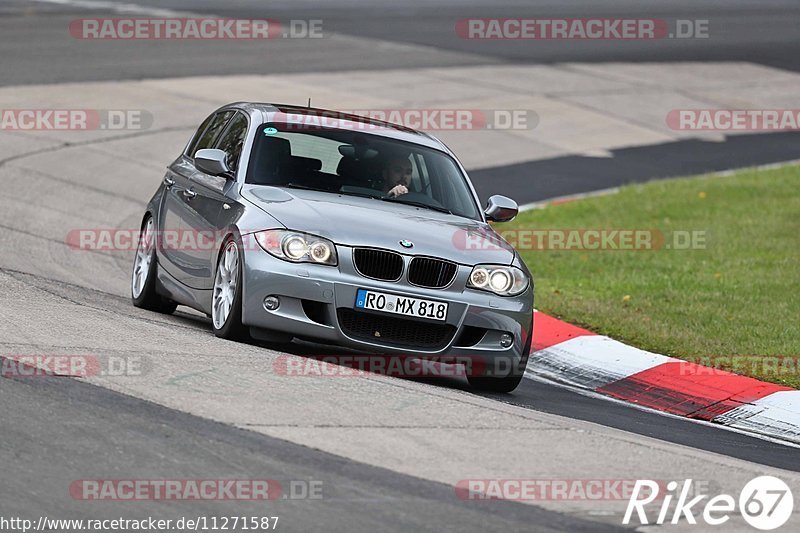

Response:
(355, 289), (448, 321)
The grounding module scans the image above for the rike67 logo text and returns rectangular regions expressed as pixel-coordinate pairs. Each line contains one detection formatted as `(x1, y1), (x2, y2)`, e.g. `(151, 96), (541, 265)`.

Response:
(624, 476), (793, 530)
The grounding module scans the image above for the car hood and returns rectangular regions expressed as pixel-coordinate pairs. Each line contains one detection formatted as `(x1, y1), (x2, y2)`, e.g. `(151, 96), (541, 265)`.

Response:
(240, 185), (516, 265)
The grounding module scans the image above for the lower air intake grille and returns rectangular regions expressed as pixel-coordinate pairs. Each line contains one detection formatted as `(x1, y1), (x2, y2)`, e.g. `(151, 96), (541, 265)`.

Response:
(337, 308), (456, 350)
(408, 257), (458, 288)
(353, 248), (404, 281)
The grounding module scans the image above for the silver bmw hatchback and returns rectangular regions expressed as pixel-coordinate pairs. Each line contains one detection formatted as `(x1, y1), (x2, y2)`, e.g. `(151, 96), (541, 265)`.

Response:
(132, 103), (534, 392)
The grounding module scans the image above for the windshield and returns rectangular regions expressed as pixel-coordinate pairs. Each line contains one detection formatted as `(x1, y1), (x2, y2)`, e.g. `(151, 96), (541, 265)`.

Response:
(245, 123), (481, 219)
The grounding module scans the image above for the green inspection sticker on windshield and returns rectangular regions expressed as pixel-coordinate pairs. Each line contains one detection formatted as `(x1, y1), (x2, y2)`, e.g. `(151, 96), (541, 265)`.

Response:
(264, 127), (278, 135)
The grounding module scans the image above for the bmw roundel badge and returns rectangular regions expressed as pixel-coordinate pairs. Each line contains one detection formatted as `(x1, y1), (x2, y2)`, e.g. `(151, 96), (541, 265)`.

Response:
(399, 240), (413, 249)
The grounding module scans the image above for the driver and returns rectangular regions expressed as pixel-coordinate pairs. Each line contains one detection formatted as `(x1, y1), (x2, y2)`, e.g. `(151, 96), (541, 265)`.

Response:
(382, 156), (412, 198)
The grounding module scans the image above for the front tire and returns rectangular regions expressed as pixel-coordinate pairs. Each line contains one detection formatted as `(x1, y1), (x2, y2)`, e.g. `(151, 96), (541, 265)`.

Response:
(467, 373), (524, 393)
(131, 215), (177, 314)
(212, 236), (250, 341)
(467, 322), (531, 393)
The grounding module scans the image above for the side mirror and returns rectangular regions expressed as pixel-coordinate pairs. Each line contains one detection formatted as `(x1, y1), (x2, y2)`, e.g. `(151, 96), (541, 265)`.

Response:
(194, 148), (233, 178)
(484, 195), (518, 222)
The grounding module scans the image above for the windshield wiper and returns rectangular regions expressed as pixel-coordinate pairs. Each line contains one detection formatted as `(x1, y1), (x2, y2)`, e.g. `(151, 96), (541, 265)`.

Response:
(338, 190), (382, 200)
(279, 184), (454, 214)
(283, 183), (382, 200)
(281, 183), (330, 193)
(381, 197), (453, 215)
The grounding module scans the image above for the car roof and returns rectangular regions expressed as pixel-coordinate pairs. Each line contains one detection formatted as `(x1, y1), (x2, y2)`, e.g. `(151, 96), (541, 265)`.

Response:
(220, 102), (453, 154)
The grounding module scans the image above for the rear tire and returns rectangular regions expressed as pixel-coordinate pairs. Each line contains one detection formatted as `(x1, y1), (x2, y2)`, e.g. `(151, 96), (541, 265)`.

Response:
(131, 215), (177, 314)
(212, 235), (250, 341)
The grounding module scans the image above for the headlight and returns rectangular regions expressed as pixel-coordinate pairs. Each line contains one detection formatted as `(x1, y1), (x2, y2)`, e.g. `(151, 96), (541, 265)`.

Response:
(254, 230), (338, 266)
(467, 265), (528, 296)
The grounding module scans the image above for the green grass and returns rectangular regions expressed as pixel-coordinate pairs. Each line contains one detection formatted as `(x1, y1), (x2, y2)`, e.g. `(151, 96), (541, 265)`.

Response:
(503, 164), (800, 388)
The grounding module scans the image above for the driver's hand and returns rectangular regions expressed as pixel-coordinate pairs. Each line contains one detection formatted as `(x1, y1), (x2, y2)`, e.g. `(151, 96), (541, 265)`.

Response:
(387, 184), (408, 197)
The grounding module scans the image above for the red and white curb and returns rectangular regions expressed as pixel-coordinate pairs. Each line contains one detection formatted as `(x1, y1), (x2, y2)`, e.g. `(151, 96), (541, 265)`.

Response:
(525, 311), (800, 445)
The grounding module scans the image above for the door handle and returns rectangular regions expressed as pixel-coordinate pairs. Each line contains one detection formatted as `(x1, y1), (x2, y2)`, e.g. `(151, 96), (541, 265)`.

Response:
(183, 188), (196, 199)
(164, 177), (175, 188)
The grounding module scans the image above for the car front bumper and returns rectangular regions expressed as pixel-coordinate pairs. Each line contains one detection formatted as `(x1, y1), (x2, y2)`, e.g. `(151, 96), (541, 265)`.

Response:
(240, 243), (533, 377)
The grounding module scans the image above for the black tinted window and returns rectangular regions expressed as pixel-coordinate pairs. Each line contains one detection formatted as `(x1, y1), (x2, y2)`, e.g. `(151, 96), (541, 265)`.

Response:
(214, 112), (248, 172)
(190, 111), (234, 156)
(186, 113), (214, 156)
(245, 123), (480, 220)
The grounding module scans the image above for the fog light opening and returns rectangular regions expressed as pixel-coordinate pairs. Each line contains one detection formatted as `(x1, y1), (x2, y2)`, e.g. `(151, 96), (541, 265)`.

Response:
(499, 333), (513, 348)
(263, 295), (281, 311)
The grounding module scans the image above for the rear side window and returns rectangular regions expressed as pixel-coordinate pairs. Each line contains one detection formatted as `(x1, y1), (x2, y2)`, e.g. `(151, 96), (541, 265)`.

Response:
(214, 112), (249, 172)
(186, 111), (234, 157)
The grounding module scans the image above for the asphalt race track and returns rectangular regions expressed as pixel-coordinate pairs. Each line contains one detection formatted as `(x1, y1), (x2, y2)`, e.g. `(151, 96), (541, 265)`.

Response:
(5, 0), (800, 82)
(1, 1), (799, 531)
(1, 359), (623, 532)
(4, 0), (800, 205)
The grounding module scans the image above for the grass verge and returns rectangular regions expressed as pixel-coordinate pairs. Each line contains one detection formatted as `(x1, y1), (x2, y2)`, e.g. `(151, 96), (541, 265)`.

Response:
(503, 163), (800, 388)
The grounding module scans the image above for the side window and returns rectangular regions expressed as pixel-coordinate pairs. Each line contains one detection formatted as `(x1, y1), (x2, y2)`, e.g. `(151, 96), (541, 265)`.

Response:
(214, 112), (249, 172)
(188, 111), (234, 157)
(186, 113), (215, 156)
